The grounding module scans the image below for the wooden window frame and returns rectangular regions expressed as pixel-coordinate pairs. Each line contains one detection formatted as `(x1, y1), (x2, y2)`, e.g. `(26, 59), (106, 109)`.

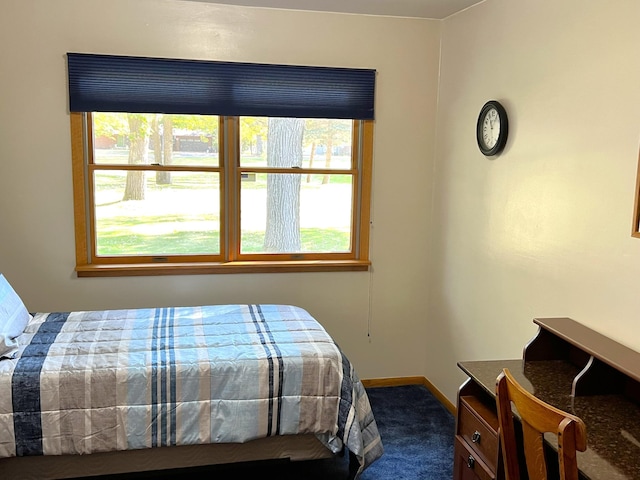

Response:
(632, 148), (640, 238)
(70, 113), (373, 277)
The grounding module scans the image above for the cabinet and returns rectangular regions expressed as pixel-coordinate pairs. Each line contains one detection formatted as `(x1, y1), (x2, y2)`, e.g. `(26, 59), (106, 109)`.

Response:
(454, 376), (503, 479)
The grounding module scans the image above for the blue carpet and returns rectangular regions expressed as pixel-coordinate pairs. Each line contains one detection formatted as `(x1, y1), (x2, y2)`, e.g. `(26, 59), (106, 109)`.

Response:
(84, 384), (455, 479)
(360, 384), (455, 480)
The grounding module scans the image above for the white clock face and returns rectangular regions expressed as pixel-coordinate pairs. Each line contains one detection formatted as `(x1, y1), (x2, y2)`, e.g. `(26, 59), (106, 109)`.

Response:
(482, 108), (501, 148)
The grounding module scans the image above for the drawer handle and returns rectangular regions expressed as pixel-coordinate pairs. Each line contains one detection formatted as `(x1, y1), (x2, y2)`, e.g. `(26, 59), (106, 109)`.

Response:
(467, 455), (475, 469)
(471, 430), (481, 443)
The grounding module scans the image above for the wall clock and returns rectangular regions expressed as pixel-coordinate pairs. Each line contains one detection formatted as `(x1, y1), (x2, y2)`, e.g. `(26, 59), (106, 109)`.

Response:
(476, 100), (508, 156)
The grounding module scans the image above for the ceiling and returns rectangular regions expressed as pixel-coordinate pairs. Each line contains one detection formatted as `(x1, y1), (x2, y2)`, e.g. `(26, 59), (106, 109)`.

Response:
(187, 0), (485, 20)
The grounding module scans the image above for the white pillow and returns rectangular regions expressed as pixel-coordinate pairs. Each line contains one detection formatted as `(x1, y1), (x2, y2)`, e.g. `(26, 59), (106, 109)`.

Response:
(0, 274), (32, 359)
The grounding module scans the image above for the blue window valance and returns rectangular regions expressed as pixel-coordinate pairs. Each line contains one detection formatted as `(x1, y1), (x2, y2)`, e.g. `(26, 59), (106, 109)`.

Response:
(67, 53), (376, 120)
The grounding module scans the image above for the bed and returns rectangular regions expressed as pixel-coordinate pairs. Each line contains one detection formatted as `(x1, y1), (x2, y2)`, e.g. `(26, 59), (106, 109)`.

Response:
(0, 275), (383, 479)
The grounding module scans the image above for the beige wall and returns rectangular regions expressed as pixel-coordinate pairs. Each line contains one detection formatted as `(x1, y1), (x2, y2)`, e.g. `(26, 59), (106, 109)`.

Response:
(431, 0), (640, 400)
(0, 1), (440, 382)
(2, 0), (639, 405)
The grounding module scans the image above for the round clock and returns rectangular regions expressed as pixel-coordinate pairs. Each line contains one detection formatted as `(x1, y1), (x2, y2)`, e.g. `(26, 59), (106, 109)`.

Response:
(476, 100), (508, 156)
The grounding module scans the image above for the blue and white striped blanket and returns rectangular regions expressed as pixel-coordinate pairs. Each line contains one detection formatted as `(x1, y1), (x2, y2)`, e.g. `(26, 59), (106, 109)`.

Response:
(0, 304), (383, 476)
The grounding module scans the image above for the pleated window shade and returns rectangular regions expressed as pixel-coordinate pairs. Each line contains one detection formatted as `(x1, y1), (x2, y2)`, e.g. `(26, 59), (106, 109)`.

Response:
(67, 53), (376, 120)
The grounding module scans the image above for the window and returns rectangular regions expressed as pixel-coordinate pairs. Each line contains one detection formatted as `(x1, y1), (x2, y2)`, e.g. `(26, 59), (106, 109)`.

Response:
(67, 54), (375, 276)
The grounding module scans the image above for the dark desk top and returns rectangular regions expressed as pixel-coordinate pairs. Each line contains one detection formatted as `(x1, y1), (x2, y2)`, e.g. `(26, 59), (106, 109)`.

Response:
(458, 359), (640, 480)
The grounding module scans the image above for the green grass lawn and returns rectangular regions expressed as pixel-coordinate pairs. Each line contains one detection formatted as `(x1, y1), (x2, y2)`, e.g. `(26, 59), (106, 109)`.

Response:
(96, 226), (350, 255)
(93, 152), (353, 256)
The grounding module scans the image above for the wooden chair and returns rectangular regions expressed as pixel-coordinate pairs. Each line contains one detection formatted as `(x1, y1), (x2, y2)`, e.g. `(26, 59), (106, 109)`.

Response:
(495, 368), (587, 480)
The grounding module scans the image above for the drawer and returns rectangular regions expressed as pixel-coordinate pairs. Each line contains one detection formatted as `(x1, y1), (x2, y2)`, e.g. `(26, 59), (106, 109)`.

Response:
(454, 435), (495, 480)
(458, 396), (499, 470)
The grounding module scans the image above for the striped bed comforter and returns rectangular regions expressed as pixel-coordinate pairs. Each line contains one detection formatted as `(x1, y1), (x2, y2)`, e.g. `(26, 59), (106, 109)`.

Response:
(0, 304), (383, 476)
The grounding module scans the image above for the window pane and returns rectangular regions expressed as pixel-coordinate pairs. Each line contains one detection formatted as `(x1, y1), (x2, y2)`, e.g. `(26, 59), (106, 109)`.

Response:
(239, 117), (352, 169)
(92, 113), (219, 167)
(93, 170), (220, 256)
(240, 173), (353, 254)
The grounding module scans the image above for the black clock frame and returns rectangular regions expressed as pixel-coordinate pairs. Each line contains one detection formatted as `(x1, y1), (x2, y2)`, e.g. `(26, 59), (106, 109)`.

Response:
(476, 100), (508, 156)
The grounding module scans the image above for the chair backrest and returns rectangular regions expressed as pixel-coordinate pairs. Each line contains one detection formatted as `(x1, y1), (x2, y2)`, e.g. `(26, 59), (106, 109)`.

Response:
(495, 368), (587, 480)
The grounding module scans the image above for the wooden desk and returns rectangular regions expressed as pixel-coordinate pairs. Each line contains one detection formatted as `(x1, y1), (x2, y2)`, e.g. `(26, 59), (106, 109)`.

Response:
(454, 318), (640, 480)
